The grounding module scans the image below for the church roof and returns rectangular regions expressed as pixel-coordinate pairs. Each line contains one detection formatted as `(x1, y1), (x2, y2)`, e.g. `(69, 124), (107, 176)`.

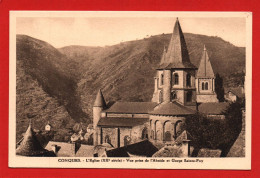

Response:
(16, 123), (50, 156)
(150, 101), (196, 116)
(196, 45), (215, 78)
(93, 89), (106, 108)
(159, 18), (196, 69)
(105, 102), (157, 114)
(198, 102), (230, 115)
(98, 117), (149, 127)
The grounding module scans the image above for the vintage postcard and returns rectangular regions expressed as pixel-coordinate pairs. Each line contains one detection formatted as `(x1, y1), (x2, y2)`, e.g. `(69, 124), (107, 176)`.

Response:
(9, 11), (252, 169)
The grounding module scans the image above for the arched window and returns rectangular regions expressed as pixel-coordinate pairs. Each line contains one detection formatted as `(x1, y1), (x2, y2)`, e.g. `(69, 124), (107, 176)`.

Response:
(186, 91), (192, 102)
(171, 91), (177, 101)
(174, 121), (183, 139)
(142, 127), (148, 140)
(159, 90), (163, 103)
(186, 74), (191, 87)
(174, 74), (179, 85)
(161, 74), (164, 85)
(164, 131), (172, 141)
(205, 82), (208, 90)
(202, 82), (205, 90)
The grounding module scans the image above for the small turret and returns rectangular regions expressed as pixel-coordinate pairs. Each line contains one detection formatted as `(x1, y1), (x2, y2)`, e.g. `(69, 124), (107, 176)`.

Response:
(196, 45), (218, 103)
(16, 121), (49, 156)
(93, 89), (106, 146)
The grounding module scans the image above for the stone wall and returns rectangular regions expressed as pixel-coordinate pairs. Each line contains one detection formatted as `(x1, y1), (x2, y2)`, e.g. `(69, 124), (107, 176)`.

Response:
(149, 115), (186, 142)
(197, 94), (218, 103)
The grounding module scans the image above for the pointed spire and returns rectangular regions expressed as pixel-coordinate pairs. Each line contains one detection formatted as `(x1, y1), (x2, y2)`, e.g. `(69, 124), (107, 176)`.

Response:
(159, 18), (196, 69)
(94, 89), (106, 108)
(16, 121), (46, 156)
(159, 45), (167, 65)
(197, 45), (215, 78)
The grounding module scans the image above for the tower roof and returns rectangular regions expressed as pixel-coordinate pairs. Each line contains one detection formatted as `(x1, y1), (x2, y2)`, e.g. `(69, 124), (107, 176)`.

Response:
(159, 18), (196, 69)
(94, 89), (106, 108)
(196, 45), (215, 78)
(16, 122), (48, 156)
(150, 101), (196, 116)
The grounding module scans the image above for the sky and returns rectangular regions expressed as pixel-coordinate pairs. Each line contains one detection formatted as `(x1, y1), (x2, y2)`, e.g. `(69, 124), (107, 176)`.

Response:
(16, 17), (246, 48)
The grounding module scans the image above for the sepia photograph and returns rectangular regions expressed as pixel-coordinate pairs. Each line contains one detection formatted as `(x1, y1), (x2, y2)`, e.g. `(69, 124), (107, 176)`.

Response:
(9, 11), (252, 169)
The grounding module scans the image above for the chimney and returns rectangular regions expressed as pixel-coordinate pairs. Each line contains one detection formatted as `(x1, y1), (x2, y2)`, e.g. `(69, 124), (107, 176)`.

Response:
(181, 140), (191, 157)
(51, 144), (58, 154)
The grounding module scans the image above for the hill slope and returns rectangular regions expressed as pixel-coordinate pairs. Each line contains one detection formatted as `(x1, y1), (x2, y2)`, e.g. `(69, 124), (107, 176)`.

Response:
(59, 33), (245, 116)
(16, 33), (245, 135)
(17, 35), (87, 123)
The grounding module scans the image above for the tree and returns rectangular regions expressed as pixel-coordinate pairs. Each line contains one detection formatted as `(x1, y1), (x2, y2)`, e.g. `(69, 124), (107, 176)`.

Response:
(215, 73), (225, 102)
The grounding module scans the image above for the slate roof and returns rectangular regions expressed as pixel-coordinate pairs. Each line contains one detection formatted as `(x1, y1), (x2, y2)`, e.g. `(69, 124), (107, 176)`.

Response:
(105, 102), (157, 114)
(159, 18), (197, 69)
(150, 101), (196, 116)
(198, 102), (230, 115)
(16, 123), (52, 156)
(98, 117), (149, 127)
(196, 45), (215, 78)
(105, 140), (158, 157)
(94, 89), (106, 108)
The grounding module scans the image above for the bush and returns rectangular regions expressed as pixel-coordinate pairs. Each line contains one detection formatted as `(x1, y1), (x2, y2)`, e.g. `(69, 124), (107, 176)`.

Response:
(186, 102), (243, 156)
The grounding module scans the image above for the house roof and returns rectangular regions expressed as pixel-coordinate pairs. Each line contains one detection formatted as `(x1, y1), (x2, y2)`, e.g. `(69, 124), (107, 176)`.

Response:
(94, 89), (106, 108)
(196, 45), (215, 78)
(175, 130), (193, 145)
(75, 145), (95, 157)
(152, 145), (183, 157)
(228, 87), (245, 98)
(159, 18), (196, 70)
(98, 117), (149, 127)
(105, 102), (157, 114)
(197, 148), (222, 157)
(105, 140), (158, 157)
(198, 102), (230, 115)
(150, 101), (196, 116)
(45, 141), (94, 157)
(16, 123), (51, 156)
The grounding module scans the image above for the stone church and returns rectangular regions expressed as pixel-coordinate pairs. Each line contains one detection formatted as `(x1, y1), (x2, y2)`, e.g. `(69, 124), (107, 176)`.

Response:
(92, 18), (228, 148)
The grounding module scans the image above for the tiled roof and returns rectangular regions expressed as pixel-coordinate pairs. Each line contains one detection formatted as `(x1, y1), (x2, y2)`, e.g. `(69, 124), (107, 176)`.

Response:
(159, 18), (197, 69)
(198, 102), (230, 115)
(152, 145), (183, 157)
(175, 130), (193, 145)
(150, 102), (196, 116)
(16, 124), (52, 156)
(197, 148), (221, 157)
(228, 87), (245, 98)
(196, 45), (215, 78)
(75, 145), (95, 157)
(105, 102), (157, 114)
(45, 141), (94, 157)
(106, 140), (158, 157)
(94, 89), (106, 108)
(98, 117), (149, 127)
